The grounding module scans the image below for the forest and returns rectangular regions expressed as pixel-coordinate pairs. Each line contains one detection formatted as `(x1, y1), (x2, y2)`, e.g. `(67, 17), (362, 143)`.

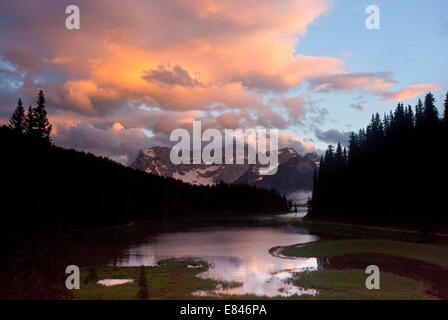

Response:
(0, 91), (288, 299)
(2, 92), (287, 229)
(310, 92), (448, 233)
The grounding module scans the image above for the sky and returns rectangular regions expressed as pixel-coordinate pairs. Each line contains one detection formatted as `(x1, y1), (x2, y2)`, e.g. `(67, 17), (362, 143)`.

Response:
(0, 0), (447, 164)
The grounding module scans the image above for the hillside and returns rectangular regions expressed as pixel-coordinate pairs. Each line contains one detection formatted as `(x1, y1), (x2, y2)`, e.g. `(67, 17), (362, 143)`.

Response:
(0, 126), (288, 232)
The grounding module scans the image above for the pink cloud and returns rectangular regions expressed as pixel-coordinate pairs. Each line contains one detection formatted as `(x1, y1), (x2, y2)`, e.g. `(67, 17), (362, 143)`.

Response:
(310, 72), (396, 94)
(278, 132), (315, 154)
(0, 0), (441, 162)
(309, 72), (440, 102)
(0, 0), (340, 114)
(382, 83), (441, 102)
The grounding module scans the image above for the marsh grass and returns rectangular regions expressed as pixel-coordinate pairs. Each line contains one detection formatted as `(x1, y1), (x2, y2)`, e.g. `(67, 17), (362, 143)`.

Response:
(75, 258), (223, 300)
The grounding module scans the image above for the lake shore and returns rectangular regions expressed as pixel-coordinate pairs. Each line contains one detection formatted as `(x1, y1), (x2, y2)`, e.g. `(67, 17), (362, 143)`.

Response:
(75, 258), (242, 300)
(73, 215), (448, 300)
(289, 218), (448, 243)
(271, 219), (448, 300)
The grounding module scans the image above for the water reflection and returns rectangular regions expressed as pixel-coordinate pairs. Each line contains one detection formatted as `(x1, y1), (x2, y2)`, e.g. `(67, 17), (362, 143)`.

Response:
(97, 279), (134, 286)
(111, 211), (320, 297)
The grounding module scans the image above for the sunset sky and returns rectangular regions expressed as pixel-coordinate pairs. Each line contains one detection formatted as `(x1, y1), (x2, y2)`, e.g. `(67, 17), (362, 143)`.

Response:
(1, 0), (447, 164)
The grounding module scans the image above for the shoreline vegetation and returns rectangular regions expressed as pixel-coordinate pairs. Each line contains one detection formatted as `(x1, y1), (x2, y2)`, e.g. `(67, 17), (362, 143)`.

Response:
(75, 259), (243, 300)
(74, 257), (439, 300)
(271, 219), (448, 300)
(74, 219), (448, 300)
(290, 219), (448, 243)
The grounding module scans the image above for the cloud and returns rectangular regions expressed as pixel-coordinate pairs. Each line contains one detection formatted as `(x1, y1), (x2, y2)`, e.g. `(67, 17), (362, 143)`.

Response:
(270, 95), (307, 122)
(349, 101), (367, 111)
(0, 0), (338, 115)
(143, 65), (204, 88)
(315, 128), (351, 146)
(216, 112), (241, 129)
(278, 132), (315, 154)
(382, 83), (441, 102)
(0, 0), (441, 162)
(309, 72), (440, 102)
(310, 72), (395, 94)
(53, 122), (164, 164)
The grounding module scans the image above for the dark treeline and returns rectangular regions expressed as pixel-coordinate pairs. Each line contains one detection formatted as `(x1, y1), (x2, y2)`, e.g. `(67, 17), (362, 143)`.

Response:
(310, 92), (448, 232)
(1, 91), (287, 299)
(2, 91), (288, 231)
(1, 128), (287, 229)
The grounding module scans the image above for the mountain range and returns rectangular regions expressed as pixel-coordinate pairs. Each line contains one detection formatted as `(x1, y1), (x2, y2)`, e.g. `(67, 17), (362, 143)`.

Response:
(130, 146), (319, 193)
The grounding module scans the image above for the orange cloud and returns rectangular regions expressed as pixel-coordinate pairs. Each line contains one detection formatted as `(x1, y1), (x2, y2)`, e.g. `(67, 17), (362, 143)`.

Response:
(1, 0), (339, 115)
(310, 72), (440, 102)
(0, 0), (441, 163)
(382, 83), (441, 101)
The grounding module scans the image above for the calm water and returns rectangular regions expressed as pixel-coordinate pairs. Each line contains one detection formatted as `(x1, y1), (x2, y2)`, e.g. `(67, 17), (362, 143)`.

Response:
(98, 209), (320, 297)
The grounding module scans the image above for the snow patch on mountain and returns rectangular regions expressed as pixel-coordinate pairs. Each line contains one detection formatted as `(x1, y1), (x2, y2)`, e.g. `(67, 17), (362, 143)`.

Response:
(130, 146), (318, 192)
(173, 169), (215, 186)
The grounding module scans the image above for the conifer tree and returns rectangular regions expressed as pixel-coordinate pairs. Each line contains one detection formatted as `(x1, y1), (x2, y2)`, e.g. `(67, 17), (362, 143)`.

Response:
(25, 106), (37, 137)
(348, 132), (358, 166)
(423, 92), (439, 128)
(34, 90), (52, 142)
(415, 99), (424, 129)
(335, 142), (343, 164)
(138, 266), (149, 299)
(8, 99), (26, 134)
(444, 92), (448, 129)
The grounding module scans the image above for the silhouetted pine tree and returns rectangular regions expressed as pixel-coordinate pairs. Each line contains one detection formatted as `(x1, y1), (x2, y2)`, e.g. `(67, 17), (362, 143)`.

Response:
(335, 143), (343, 163)
(25, 106), (38, 138)
(415, 99), (424, 129)
(444, 92), (448, 129)
(138, 266), (149, 299)
(422, 93), (439, 136)
(34, 90), (52, 142)
(348, 132), (358, 167)
(8, 99), (26, 134)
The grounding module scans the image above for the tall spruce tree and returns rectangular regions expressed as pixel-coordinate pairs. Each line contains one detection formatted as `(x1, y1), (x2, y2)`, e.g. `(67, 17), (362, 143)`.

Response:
(25, 106), (37, 138)
(8, 99), (26, 134)
(415, 99), (424, 129)
(444, 92), (448, 128)
(335, 142), (343, 163)
(348, 132), (358, 166)
(423, 92), (439, 128)
(34, 90), (52, 142)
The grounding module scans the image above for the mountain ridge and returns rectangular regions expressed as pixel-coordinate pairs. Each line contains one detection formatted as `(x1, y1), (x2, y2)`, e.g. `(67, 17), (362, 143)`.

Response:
(130, 146), (318, 193)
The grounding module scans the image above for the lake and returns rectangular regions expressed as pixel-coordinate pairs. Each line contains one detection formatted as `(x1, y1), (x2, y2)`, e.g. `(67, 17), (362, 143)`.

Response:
(77, 208), (321, 297)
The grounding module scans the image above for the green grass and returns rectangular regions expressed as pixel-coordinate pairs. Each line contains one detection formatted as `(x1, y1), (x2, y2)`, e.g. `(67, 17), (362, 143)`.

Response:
(282, 239), (448, 267)
(276, 236), (448, 300)
(74, 258), (234, 300)
(289, 269), (435, 300)
(289, 219), (442, 242)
